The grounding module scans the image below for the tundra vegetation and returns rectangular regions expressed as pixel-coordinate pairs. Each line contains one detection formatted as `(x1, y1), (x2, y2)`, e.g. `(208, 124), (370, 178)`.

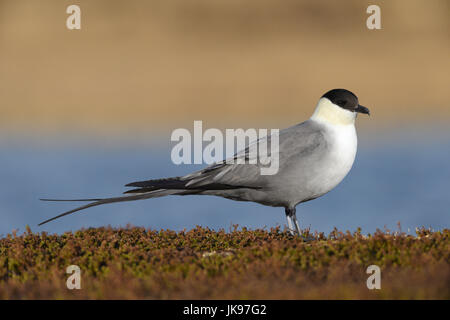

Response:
(0, 225), (448, 299)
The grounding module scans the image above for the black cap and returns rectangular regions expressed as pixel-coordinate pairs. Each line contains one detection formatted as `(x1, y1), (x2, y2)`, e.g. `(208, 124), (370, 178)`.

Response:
(322, 89), (370, 115)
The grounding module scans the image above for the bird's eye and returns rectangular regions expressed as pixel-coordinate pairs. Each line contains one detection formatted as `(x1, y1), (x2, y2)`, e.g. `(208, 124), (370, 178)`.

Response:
(336, 100), (346, 106)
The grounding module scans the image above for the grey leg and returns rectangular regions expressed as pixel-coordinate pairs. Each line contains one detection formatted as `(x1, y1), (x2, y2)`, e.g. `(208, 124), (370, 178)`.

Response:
(285, 207), (298, 236)
(285, 207), (313, 241)
(285, 214), (295, 236)
(292, 211), (302, 236)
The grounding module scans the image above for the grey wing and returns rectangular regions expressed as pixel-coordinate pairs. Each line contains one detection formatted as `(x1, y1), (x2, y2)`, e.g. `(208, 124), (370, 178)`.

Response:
(126, 120), (327, 192)
(207, 120), (327, 188)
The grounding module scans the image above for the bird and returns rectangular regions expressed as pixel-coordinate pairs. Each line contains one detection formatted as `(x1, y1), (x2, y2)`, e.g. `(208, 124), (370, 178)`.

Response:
(39, 88), (370, 236)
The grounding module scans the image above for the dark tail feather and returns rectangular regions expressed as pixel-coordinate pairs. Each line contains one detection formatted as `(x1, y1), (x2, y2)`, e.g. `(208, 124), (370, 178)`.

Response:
(125, 177), (185, 189)
(38, 190), (177, 226)
(125, 177), (259, 192)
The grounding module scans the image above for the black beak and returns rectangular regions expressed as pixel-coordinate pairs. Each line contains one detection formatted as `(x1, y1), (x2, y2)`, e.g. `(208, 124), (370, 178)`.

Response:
(355, 105), (370, 115)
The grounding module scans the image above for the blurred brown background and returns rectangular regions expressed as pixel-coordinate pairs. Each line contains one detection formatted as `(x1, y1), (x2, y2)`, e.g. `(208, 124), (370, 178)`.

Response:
(1, 0), (449, 135)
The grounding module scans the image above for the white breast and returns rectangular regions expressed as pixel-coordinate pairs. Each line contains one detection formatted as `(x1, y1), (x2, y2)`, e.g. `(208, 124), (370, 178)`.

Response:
(329, 124), (358, 176)
(313, 123), (357, 198)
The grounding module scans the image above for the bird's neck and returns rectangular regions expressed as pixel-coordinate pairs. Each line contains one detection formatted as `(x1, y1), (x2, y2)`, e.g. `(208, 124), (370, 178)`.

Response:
(310, 98), (356, 126)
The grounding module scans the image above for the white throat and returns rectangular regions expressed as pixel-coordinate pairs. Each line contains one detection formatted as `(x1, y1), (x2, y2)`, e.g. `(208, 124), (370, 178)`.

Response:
(310, 97), (356, 126)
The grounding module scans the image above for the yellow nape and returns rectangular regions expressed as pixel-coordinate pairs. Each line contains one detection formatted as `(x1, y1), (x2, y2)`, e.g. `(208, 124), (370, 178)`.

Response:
(310, 98), (356, 126)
